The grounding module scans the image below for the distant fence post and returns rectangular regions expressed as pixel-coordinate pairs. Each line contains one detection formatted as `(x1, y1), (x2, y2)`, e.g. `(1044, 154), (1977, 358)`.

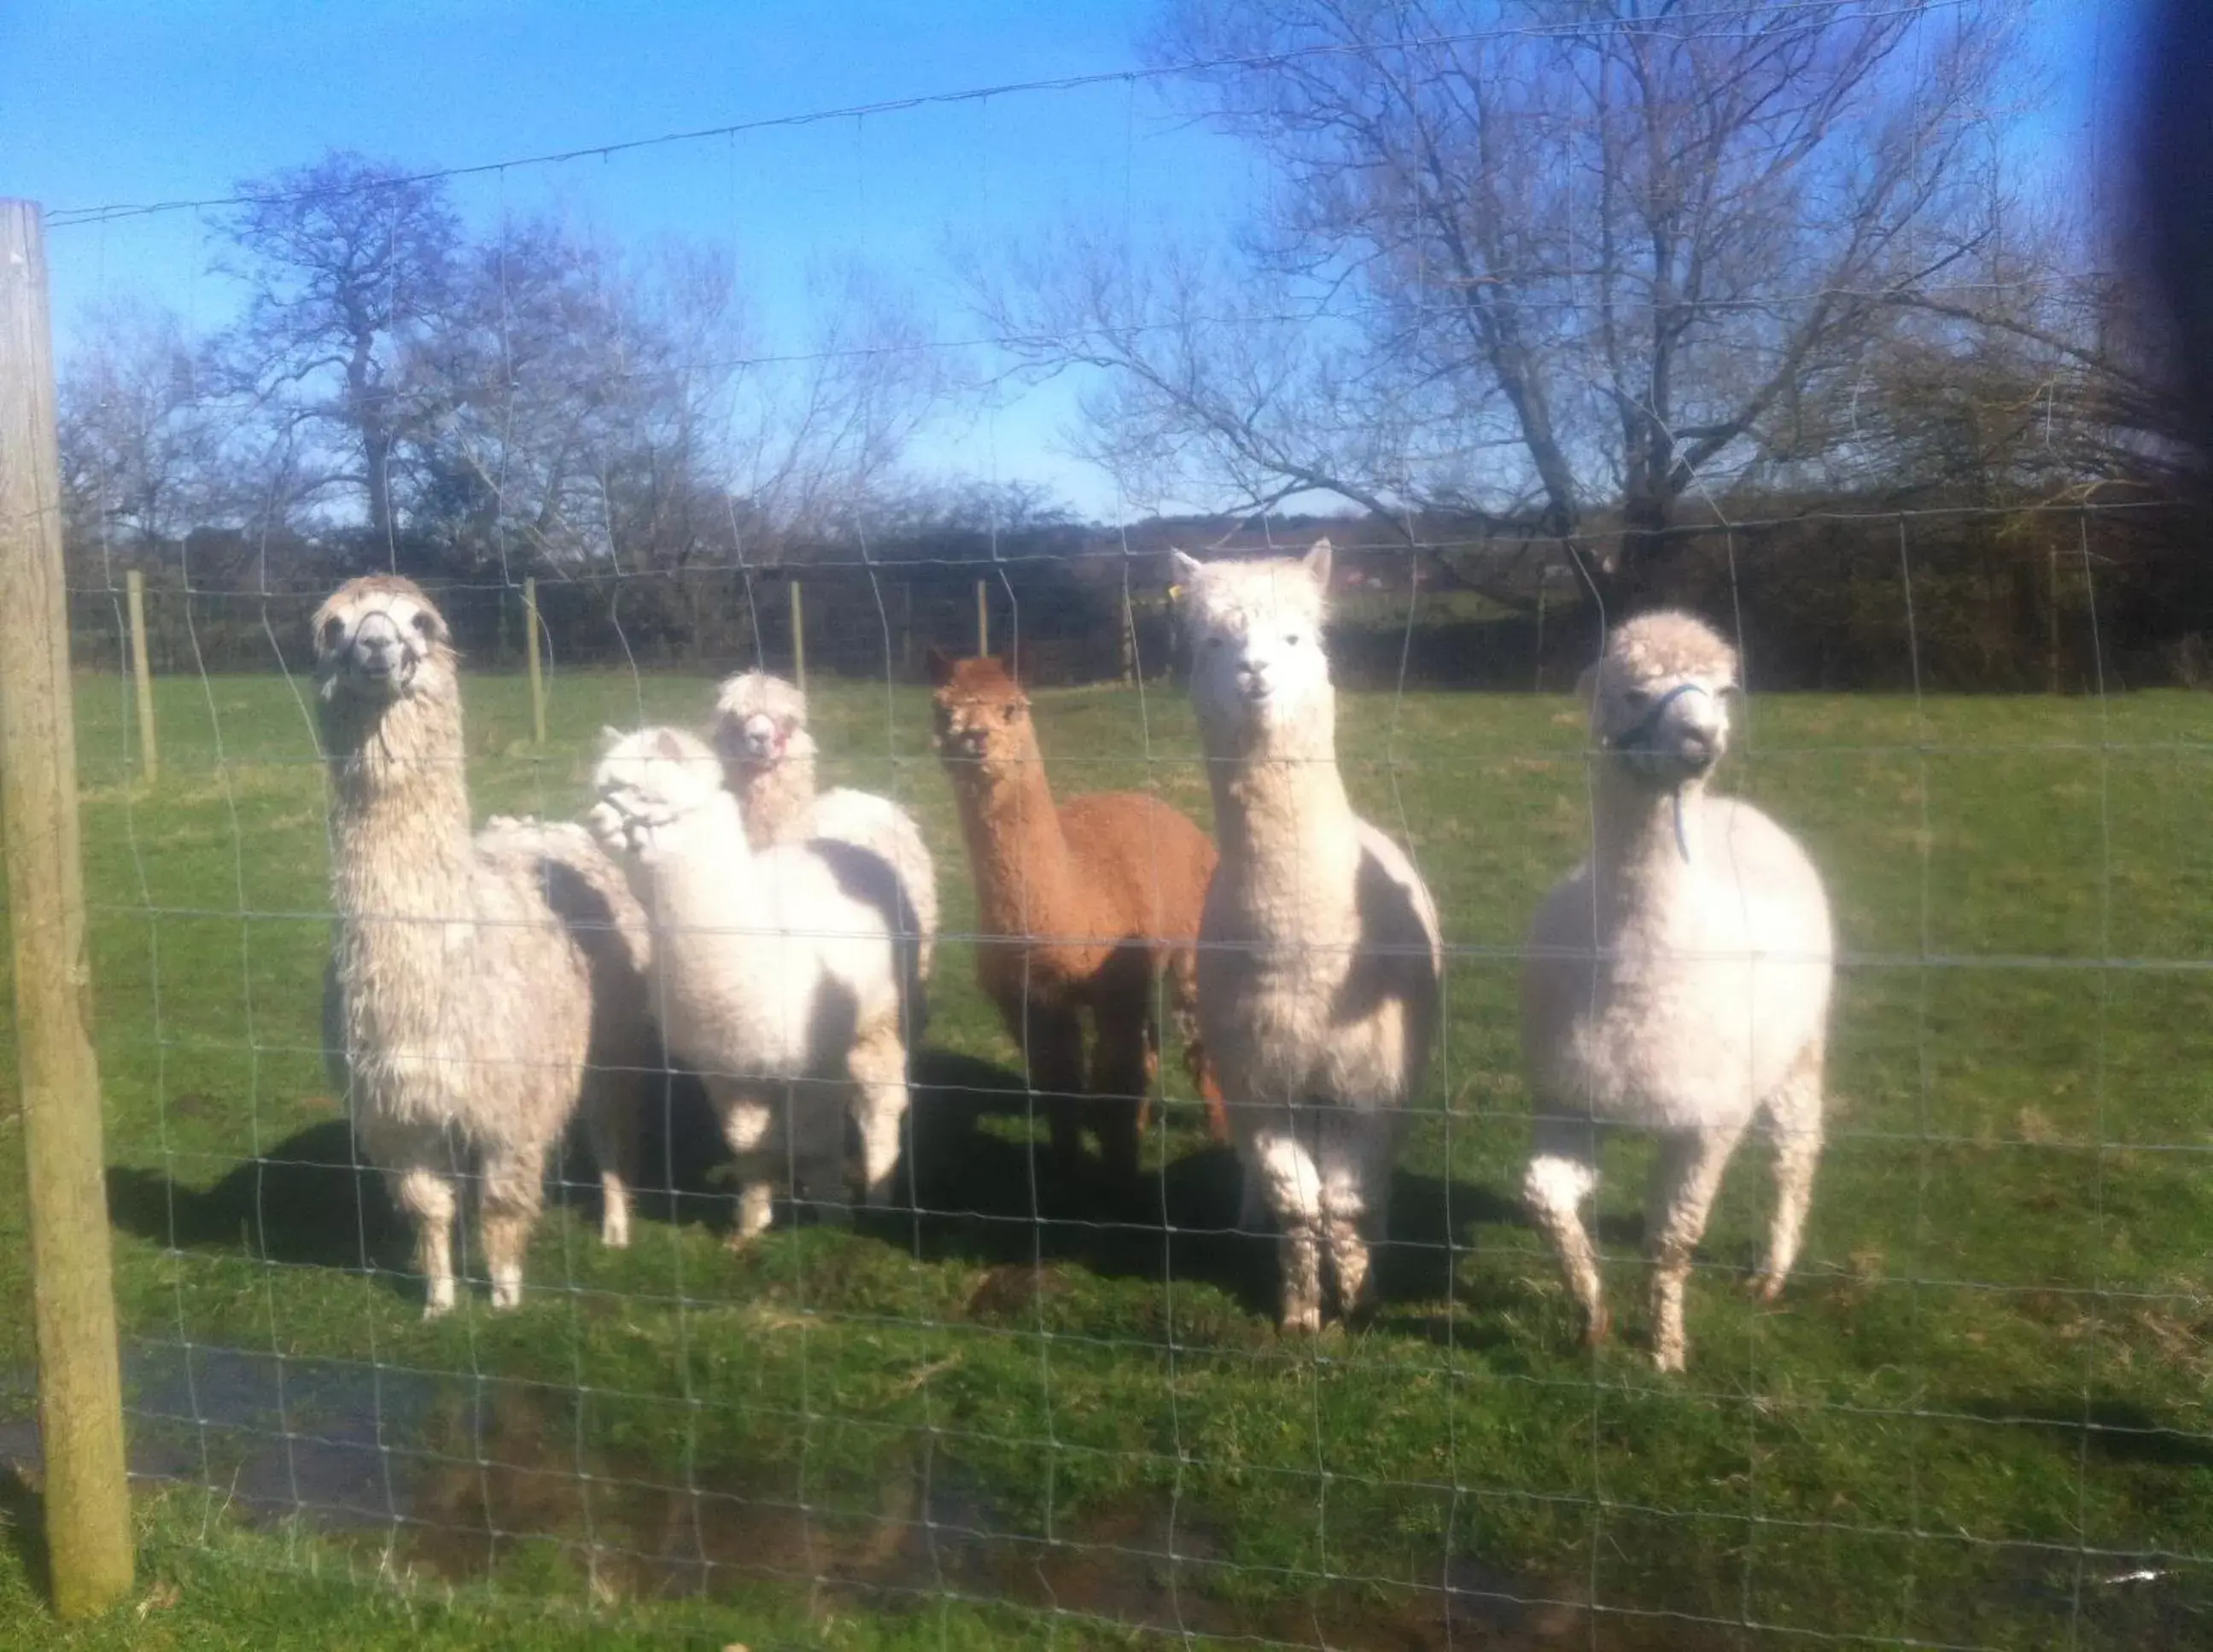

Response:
(0, 199), (136, 1618)
(1120, 586), (1136, 686)
(790, 578), (807, 693)
(523, 576), (546, 746)
(126, 569), (156, 782)
(976, 579), (989, 659)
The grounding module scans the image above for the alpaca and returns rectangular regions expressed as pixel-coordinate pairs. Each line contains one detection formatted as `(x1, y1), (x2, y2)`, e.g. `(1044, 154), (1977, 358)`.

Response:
(712, 669), (939, 984)
(588, 725), (915, 1239)
(312, 575), (651, 1316)
(1521, 610), (1834, 1372)
(928, 650), (1227, 1176)
(1170, 540), (1442, 1332)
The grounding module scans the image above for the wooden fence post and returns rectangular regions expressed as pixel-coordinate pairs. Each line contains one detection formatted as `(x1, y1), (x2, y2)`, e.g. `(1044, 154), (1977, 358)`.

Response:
(790, 578), (806, 693)
(0, 198), (135, 1618)
(976, 579), (989, 659)
(126, 569), (156, 782)
(523, 577), (546, 746)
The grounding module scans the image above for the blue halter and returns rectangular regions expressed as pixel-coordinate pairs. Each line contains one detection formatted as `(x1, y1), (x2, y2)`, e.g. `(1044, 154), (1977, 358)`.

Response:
(1604, 681), (1709, 862)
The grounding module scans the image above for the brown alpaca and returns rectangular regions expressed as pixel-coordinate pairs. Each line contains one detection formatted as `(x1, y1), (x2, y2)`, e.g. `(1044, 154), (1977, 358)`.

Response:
(929, 650), (1228, 1174)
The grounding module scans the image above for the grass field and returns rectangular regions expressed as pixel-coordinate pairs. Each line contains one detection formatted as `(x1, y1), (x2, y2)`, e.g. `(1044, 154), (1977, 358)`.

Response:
(3, 663), (2213, 1649)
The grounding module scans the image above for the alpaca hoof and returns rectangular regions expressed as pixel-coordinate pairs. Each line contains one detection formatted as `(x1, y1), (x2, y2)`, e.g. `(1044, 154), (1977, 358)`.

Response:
(1280, 1303), (1324, 1335)
(601, 1212), (632, 1251)
(1582, 1306), (1612, 1348)
(489, 1272), (523, 1312)
(1651, 1344), (1687, 1374)
(422, 1281), (457, 1320)
(1746, 1270), (1785, 1304)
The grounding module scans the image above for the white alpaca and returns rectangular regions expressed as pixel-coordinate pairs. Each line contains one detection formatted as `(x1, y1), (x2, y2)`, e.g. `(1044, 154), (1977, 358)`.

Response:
(588, 725), (915, 1240)
(1522, 610), (1833, 1372)
(313, 576), (652, 1317)
(1171, 540), (1443, 1333)
(712, 669), (938, 984)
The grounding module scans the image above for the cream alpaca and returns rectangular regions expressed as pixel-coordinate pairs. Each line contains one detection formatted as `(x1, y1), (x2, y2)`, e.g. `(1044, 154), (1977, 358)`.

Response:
(1521, 610), (1833, 1372)
(712, 669), (939, 984)
(589, 726), (915, 1239)
(313, 575), (651, 1317)
(1171, 540), (1443, 1332)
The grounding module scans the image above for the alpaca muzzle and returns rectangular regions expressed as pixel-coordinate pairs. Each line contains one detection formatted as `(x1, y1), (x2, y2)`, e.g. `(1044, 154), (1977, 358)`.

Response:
(1609, 683), (1719, 778)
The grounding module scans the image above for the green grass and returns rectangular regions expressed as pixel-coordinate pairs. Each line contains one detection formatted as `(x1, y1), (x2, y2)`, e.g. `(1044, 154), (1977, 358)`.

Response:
(4, 666), (2213, 1648)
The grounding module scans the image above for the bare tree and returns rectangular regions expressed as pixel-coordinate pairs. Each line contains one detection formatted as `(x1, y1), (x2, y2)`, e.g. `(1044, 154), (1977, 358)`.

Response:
(57, 301), (221, 562)
(213, 149), (461, 546)
(981, 0), (2021, 602)
(726, 260), (942, 553)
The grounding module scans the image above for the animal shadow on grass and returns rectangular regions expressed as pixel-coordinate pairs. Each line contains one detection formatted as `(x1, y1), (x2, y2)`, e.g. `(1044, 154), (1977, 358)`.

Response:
(106, 1120), (399, 1277)
(1956, 1395), (2213, 1471)
(888, 1048), (1522, 1331)
(99, 1060), (1521, 1334)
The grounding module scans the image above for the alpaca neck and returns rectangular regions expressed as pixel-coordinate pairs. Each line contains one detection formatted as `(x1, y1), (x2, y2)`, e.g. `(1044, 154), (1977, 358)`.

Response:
(1590, 765), (1707, 920)
(323, 688), (475, 921)
(1205, 695), (1361, 934)
(946, 737), (1077, 941)
(739, 747), (816, 848)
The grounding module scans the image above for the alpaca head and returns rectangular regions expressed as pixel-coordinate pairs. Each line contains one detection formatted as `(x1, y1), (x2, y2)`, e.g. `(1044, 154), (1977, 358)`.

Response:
(589, 725), (727, 856)
(1169, 540), (1334, 749)
(926, 650), (1036, 773)
(1580, 610), (1742, 790)
(312, 575), (456, 710)
(712, 669), (814, 779)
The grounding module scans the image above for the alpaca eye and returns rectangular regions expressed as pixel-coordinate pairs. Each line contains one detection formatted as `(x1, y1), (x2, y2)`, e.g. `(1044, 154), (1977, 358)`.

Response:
(1621, 688), (1652, 710)
(1204, 636), (1224, 650)
(410, 610), (437, 638)
(319, 616), (345, 651)
(1000, 703), (1021, 724)
(1284, 633), (1302, 646)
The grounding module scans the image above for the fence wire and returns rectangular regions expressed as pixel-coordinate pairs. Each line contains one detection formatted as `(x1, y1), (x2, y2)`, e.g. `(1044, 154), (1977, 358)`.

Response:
(9, 4), (2210, 1649)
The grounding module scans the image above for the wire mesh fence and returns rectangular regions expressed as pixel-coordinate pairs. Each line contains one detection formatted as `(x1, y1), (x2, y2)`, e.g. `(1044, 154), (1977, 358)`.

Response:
(8, 3), (2213, 1647)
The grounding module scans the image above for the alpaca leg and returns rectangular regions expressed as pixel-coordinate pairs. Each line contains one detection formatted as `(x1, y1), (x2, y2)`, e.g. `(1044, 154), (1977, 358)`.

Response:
(1167, 946), (1230, 1144)
(1317, 1117), (1382, 1321)
(1252, 1128), (1325, 1333)
(848, 1019), (911, 1209)
(1011, 1003), (1085, 1171)
(714, 1081), (780, 1246)
(792, 1075), (852, 1228)
(479, 1141), (550, 1312)
(581, 1069), (643, 1252)
(1089, 999), (1154, 1182)
(1524, 1116), (1605, 1346)
(1750, 1044), (1825, 1303)
(1645, 1125), (1746, 1374)
(390, 1165), (460, 1319)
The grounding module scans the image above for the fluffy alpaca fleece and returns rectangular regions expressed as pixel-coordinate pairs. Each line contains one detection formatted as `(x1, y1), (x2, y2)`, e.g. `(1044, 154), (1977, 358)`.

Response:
(1171, 540), (1442, 1332)
(1522, 610), (1834, 1371)
(929, 651), (1227, 1175)
(712, 669), (939, 984)
(313, 575), (651, 1316)
(589, 725), (916, 1238)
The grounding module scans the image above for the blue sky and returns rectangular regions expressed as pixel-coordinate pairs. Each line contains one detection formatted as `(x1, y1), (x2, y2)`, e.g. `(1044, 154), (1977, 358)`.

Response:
(0, 0), (2134, 522)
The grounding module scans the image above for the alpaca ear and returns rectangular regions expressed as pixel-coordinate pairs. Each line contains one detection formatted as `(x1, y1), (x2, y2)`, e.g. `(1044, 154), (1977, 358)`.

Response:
(925, 645), (956, 686)
(600, 724), (626, 749)
(1168, 550), (1202, 592)
(651, 728), (689, 763)
(1301, 538), (1334, 589)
